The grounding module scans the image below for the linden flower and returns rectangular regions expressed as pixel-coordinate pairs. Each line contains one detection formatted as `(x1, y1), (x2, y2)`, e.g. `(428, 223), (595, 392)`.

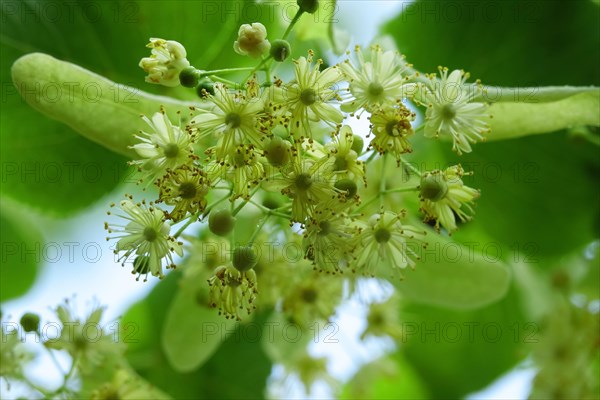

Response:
(307, 125), (365, 181)
(370, 104), (415, 160)
(91, 369), (171, 400)
(208, 264), (258, 320)
(303, 212), (356, 274)
(281, 268), (344, 328)
(423, 67), (491, 155)
(361, 296), (404, 340)
(530, 300), (600, 400)
(45, 300), (125, 375)
(263, 159), (336, 222)
(157, 166), (209, 222)
(130, 110), (195, 183)
(233, 22), (271, 58)
(105, 198), (183, 280)
(139, 38), (190, 87)
(0, 325), (29, 380)
(355, 211), (427, 279)
(340, 45), (413, 113)
(419, 165), (480, 233)
(281, 352), (338, 395)
(207, 144), (265, 200)
(278, 54), (344, 138)
(189, 84), (265, 160)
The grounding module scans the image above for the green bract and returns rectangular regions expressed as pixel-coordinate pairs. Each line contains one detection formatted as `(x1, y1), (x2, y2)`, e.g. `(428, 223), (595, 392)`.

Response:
(11, 53), (199, 157)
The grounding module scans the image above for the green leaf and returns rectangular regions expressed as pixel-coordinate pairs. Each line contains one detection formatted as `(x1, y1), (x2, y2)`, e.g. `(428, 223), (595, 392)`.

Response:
(481, 85), (599, 103)
(393, 230), (511, 309)
(399, 284), (530, 399)
(1, 57), (130, 214)
(454, 132), (599, 259)
(0, 198), (43, 301)
(162, 283), (237, 373)
(261, 312), (310, 364)
(383, 0), (600, 86)
(197, 314), (272, 400)
(121, 272), (180, 363)
(0, 8), (129, 215)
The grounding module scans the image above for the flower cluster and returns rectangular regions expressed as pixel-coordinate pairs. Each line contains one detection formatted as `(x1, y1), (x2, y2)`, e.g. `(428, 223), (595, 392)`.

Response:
(1, 301), (159, 399)
(108, 18), (491, 326)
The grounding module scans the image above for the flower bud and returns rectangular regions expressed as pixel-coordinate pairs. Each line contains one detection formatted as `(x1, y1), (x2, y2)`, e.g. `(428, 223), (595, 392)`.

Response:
(233, 23), (271, 59)
(133, 255), (151, 275)
(262, 193), (284, 210)
(270, 39), (291, 62)
(297, 0), (319, 14)
(139, 38), (190, 87)
(232, 246), (258, 272)
(196, 78), (215, 98)
(351, 135), (364, 155)
(179, 67), (200, 88)
(334, 179), (358, 198)
(20, 312), (40, 333)
(264, 136), (291, 167)
(420, 172), (448, 201)
(208, 209), (236, 236)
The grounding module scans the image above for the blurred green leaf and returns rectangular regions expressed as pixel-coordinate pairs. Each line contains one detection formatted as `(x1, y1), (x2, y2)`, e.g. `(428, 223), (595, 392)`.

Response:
(0, 2), (125, 215)
(341, 356), (430, 400)
(383, 0), (600, 86)
(261, 312), (310, 364)
(1, 53), (129, 214)
(162, 282), (237, 373)
(399, 284), (530, 399)
(294, 0), (349, 55)
(0, 199), (43, 301)
(456, 132), (599, 259)
(198, 315), (272, 400)
(394, 230), (511, 309)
